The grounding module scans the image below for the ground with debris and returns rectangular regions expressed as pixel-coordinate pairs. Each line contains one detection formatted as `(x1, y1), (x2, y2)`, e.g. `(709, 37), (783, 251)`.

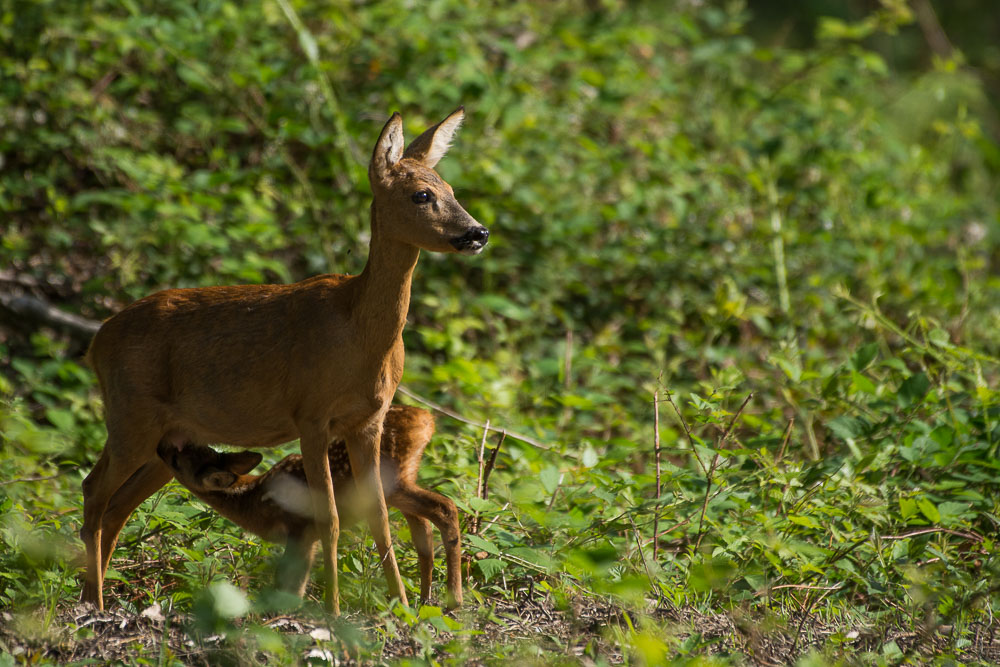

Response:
(3, 595), (998, 665)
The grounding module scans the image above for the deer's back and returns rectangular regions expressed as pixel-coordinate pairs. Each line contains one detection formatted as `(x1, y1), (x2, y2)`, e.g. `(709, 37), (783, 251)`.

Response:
(86, 275), (369, 448)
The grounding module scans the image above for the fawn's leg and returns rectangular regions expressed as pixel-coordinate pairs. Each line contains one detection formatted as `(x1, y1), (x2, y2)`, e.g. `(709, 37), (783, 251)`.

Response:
(345, 422), (408, 607)
(390, 484), (462, 608)
(299, 427), (340, 614)
(276, 526), (318, 598)
(403, 513), (434, 602)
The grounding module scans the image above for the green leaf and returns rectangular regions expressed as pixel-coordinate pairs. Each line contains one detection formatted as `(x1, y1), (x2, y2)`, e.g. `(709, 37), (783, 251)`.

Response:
(850, 343), (879, 371)
(899, 497), (918, 519)
(539, 466), (562, 495)
(465, 534), (500, 556)
(898, 373), (931, 407)
(475, 558), (505, 581)
(44, 408), (75, 431)
(917, 498), (940, 524)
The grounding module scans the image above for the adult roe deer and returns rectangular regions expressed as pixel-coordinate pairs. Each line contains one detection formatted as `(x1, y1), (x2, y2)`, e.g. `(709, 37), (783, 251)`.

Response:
(157, 405), (462, 608)
(80, 108), (487, 613)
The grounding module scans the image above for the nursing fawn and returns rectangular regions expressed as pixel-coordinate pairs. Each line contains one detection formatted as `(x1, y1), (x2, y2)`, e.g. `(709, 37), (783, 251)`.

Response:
(80, 108), (488, 612)
(157, 405), (462, 608)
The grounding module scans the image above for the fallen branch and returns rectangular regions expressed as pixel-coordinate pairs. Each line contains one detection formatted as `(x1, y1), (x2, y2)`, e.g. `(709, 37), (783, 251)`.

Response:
(396, 385), (551, 450)
(0, 290), (101, 343)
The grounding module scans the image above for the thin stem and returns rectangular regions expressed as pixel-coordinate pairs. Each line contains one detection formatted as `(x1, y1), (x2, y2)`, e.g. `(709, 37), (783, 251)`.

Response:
(653, 389), (662, 561)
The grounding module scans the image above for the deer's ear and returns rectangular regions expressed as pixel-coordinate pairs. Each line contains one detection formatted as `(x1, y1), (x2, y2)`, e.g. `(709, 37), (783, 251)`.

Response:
(224, 451), (263, 475)
(370, 112), (404, 183)
(403, 107), (464, 168)
(204, 470), (238, 490)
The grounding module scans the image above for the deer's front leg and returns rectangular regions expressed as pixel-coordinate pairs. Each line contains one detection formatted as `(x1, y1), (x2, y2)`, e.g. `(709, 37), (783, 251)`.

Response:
(345, 422), (409, 607)
(299, 426), (340, 614)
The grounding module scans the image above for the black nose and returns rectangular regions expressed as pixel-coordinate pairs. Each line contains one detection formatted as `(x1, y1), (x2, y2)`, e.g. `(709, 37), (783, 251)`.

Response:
(451, 226), (490, 252)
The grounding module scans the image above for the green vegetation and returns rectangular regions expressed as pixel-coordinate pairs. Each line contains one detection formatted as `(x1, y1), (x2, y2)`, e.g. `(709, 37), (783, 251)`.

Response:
(2, 0), (999, 664)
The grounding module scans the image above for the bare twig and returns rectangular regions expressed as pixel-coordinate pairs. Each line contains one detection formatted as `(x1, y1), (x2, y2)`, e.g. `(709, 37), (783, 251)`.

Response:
(478, 502), (511, 537)
(878, 527), (984, 542)
(776, 417), (795, 462)
(563, 329), (573, 390)
(476, 420), (489, 500)
(911, 0), (953, 58)
(759, 583), (844, 595)
(653, 389), (662, 560)
(628, 514), (660, 601)
(481, 431), (506, 501)
(696, 393), (753, 549)
(396, 385), (551, 450)
(661, 391), (706, 474)
(472, 420), (490, 535)
(0, 290), (101, 342)
(545, 475), (564, 512)
(0, 473), (62, 486)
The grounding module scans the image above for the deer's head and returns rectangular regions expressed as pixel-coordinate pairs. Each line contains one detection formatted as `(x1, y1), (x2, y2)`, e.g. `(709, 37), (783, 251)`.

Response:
(369, 108), (489, 255)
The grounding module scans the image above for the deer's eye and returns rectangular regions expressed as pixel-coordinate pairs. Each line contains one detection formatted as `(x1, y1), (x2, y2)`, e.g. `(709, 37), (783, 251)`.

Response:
(411, 190), (434, 204)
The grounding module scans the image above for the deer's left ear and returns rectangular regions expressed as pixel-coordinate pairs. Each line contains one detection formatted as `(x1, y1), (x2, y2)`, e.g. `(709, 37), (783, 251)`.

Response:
(403, 107), (465, 168)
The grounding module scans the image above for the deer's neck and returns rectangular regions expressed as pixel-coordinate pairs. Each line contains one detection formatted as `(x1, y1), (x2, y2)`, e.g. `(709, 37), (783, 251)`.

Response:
(354, 205), (420, 356)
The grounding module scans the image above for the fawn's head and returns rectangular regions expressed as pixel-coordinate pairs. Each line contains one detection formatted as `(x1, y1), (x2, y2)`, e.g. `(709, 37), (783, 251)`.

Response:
(369, 107), (489, 255)
(157, 441), (263, 492)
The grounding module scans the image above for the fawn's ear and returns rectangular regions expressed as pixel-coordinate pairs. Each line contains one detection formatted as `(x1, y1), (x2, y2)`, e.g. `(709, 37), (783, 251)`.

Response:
(370, 111), (404, 184)
(403, 107), (465, 168)
(203, 470), (238, 490)
(223, 450), (264, 475)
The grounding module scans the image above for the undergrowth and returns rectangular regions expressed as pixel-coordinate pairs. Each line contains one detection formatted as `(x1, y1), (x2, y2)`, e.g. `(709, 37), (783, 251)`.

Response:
(2, 0), (999, 665)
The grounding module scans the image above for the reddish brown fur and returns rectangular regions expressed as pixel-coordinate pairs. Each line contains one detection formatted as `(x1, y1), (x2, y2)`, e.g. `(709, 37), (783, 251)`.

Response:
(79, 109), (486, 613)
(157, 405), (461, 608)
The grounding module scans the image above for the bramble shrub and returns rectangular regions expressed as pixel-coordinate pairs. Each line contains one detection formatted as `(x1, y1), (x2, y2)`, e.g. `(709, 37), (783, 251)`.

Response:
(2, 0), (998, 663)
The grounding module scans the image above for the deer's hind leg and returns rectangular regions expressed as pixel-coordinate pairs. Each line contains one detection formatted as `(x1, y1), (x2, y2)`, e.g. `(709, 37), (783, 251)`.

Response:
(390, 484), (462, 608)
(98, 459), (174, 576)
(80, 428), (162, 610)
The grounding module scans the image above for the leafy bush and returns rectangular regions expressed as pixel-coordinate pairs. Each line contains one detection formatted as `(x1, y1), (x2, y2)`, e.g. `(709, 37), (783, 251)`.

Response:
(1, 0), (999, 663)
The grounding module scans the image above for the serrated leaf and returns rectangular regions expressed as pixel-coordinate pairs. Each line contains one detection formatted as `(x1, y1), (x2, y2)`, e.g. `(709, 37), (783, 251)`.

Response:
(475, 558), (505, 581)
(917, 498), (940, 524)
(465, 533), (500, 556)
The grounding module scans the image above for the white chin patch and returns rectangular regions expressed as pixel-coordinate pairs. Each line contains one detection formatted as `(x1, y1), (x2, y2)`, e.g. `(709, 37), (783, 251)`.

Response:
(460, 245), (485, 256)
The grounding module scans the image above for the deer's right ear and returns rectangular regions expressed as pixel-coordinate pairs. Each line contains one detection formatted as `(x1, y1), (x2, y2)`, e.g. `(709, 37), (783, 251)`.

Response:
(370, 112), (404, 184)
(204, 470), (238, 490)
(224, 451), (264, 475)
